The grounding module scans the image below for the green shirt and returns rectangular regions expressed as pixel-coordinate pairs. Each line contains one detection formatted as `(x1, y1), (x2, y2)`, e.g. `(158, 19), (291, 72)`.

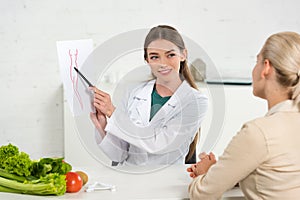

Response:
(150, 88), (171, 121)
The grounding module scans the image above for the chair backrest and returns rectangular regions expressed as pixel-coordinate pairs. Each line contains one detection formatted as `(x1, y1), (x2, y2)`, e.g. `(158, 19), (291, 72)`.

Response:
(185, 128), (201, 164)
(185, 149), (196, 164)
(111, 161), (119, 166)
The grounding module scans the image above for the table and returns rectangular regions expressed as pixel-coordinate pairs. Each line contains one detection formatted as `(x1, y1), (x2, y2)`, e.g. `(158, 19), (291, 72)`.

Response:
(0, 165), (244, 200)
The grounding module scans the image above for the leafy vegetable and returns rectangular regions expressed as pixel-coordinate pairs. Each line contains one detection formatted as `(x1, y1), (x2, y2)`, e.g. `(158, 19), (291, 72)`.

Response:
(31, 158), (72, 178)
(0, 144), (32, 177)
(0, 172), (66, 195)
(0, 143), (19, 162)
(0, 143), (72, 196)
(3, 152), (32, 177)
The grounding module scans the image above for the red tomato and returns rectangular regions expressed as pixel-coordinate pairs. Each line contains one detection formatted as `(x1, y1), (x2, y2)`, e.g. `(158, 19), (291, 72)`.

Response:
(66, 172), (83, 193)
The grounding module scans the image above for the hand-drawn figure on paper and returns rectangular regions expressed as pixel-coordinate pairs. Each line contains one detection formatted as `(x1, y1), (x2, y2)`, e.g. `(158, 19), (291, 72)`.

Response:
(57, 39), (94, 116)
(69, 49), (83, 110)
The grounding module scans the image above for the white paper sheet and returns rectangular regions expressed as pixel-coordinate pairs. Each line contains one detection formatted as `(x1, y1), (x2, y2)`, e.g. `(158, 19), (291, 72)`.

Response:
(57, 39), (95, 116)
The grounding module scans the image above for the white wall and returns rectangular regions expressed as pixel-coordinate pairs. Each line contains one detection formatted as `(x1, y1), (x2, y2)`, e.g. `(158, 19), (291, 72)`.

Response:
(1, 0), (300, 160)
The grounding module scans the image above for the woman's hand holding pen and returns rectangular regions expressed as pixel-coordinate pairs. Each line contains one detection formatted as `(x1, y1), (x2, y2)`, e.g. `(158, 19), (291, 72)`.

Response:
(90, 86), (115, 139)
(92, 87), (116, 118)
(187, 152), (216, 178)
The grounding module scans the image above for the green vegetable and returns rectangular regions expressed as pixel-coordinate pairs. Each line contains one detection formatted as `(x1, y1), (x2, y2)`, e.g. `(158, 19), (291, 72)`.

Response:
(0, 143), (19, 162)
(0, 143), (72, 196)
(0, 169), (27, 182)
(3, 152), (32, 177)
(31, 158), (72, 178)
(0, 144), (72, 178)
(0, 172), (66, 195)
(0, 144), (32, 177)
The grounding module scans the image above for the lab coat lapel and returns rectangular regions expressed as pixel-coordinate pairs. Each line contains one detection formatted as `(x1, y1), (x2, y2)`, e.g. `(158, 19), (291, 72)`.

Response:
(150, 97), (179, 123)
(150, 81), (190, 123)
(135, 80), (155, 125)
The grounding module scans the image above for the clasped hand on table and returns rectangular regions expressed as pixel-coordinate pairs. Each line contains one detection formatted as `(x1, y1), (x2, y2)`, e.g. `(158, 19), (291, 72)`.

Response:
(187, 152), (216, 178)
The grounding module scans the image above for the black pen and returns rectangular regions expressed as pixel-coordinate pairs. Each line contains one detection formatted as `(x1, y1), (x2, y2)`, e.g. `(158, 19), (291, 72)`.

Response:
(74, 67), (94, 87)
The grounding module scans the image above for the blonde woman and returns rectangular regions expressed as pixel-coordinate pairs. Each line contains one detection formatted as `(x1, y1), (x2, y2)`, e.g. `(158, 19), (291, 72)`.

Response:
(188, 31), (300, 199)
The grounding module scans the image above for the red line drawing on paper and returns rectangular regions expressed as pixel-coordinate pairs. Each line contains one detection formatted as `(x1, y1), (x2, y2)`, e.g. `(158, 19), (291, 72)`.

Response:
(69, 49), (84, 110)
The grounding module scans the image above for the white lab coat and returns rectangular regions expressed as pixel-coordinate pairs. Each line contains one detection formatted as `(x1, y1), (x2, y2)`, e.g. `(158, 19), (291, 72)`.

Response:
(96, 79), (208, 165)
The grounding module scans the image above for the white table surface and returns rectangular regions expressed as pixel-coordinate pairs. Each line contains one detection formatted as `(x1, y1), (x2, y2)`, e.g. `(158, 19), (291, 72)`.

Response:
(0, 164), (244, 200)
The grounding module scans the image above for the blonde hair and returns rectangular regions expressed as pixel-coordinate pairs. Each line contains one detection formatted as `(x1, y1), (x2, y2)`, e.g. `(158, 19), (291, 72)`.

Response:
(261, 32), (300, 105)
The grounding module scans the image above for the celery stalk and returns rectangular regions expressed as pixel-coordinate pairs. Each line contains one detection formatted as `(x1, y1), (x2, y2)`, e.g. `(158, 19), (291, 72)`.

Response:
(0, 174), (66, 195)
(0, 177), (49, 191)
(0, 185), (22, 194)
(0, 169), (26, 182)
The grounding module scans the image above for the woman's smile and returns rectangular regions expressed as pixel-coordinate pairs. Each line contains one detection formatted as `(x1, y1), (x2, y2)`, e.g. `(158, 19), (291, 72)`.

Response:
(158, 68), (172, 75)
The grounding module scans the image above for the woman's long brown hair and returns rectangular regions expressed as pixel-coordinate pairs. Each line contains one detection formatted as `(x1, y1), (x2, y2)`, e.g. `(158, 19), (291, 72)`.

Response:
(144, 25), (200, 162)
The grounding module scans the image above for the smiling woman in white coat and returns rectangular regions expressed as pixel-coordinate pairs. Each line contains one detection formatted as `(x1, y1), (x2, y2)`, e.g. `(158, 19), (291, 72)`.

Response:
(90, 25), (208, 165)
